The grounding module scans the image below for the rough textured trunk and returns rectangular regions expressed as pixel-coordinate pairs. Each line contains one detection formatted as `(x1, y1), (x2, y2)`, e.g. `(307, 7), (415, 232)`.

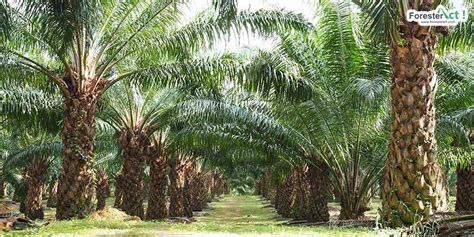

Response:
(268, 188), (276, 205)
(24, 157), (46, 220)
(292, 167), (308, 220)
(192, 172), (209, 211)
(19, 200), (26, 214)
(47, 180), (58, 207)
(146, 152), (168, 220)
(57, 89), (101, 220)
(455, 161), (473, 213)
(96, 170), (110, 211)
(258, 170), (272, 198)
(204, 173), (213, 203)
(119, 131), (150, 219)
(169, 156), (186, 217)
(212, 172), (225, 198)
(277, 173), (295, 218)
(306, 162), (330, 222)
(0, 174), (6, 198)
(382, 3), (449, 226)
(183, 176), (193, 217)
(114, 174), (123, 208)
(183, 160), (196, 218)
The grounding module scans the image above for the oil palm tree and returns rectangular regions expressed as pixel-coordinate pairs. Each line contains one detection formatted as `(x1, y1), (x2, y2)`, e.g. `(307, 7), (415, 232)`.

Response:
(355, 0), (473, 226)
(176, 0), (398, 219)
(3, 134), (63, 220)
(435, 52), (473, 213)
(100, 85), (179, 218)
(0, 0), (310, 219)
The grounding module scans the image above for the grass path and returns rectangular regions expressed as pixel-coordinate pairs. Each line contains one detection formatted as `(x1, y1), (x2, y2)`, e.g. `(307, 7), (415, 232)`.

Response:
(9, 195), (391, 236)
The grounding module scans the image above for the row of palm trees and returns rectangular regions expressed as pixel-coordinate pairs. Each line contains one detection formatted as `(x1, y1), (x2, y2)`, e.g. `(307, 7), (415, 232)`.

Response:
(183, 0), (473, 227)
(0, 0), (309, 220)
(0, 0), (472, 228)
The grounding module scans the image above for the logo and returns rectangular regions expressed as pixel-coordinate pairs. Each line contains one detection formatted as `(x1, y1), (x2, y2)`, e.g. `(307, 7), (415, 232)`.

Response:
(407, 5), (469, 26)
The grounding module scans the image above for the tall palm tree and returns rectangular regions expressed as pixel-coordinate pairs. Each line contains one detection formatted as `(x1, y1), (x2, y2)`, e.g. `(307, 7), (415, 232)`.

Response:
(355, 0), (473, 226)
(0, 0), (310, 219)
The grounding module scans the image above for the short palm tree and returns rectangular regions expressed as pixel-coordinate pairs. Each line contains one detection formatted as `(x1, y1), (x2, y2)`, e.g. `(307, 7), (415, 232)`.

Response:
(435, 52), (473, 213)
(100, 85), (179, 218)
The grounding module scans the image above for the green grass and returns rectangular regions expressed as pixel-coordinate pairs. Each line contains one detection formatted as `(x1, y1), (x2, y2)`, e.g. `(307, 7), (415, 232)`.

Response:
(5, 195), (397, 236)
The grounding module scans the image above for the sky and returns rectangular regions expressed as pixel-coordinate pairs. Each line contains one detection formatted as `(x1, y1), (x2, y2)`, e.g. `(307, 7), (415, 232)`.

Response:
(182, 0), (316, 54)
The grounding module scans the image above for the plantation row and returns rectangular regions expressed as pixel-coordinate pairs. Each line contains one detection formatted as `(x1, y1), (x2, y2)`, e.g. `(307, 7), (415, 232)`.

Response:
(16, 155), (228, 221)
(0, 0), (472, 232)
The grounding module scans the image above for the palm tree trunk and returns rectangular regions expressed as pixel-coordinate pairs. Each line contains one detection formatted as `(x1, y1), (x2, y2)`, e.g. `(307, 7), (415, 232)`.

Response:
(113, 174), (124, 209)
(455, 161), (473, 213)
(47, 179), (58, 207)
(0, 175), (6, 198)
(292, 167), (307, 220)
(146, 153), (168, 220)
(382, 13), (449, 226)
(183, 175), (193, 218)
(119, 131), (149, 219)
(192, 172), (208, 211)
(306, 162), (330, 222)
(204, 173), (213, 203)
(277, 173), (295, 218)
(96, 170), (109, 211)
(183, 160), (196, 218)
(169, 156), (186, 217)
(56, 92), (100, 219)
(24, 157), (46, 220)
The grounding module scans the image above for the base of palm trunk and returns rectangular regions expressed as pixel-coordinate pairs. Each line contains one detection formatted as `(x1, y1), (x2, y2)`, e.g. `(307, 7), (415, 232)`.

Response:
(169, 157), (186, 217)
(56, 92), (99, 220)
(146, 155), (168, 220)
(25, 158), (45, 220)
(191, 173), (208, 212)
(0, 176), (6, 198)
(306, 163), (330, 222)
(96, 171), (110, 211)
(119, 132), (150, 219)
(114, 174), (124, 208)
(292, 167), (307, 220)
(56, 158), (95, 219)
(455, 163), (473, 213)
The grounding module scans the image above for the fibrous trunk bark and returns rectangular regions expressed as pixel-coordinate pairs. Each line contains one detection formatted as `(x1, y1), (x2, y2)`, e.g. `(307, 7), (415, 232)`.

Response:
(292, 167), (307, 220)
(47, 179), (58, 207)
(277, 172), (295, 218)
(24, 157), (46, 220)
(119, 131), (150, 219)
(183, 160), (196, 218)
(455, 161), (473, 213)
(204, 173), (213, 203)
(146, 152), (168, 220)
(96, 170), (110, 211)
(306, 162), (330, 222)
(57, 89), (101, 219)
(0, 174), (6, 198)
(114, 174), (123, 208)
(191, 172), (208, 211)
(382, 4), (449, 226)
(169, 156), (186, 217)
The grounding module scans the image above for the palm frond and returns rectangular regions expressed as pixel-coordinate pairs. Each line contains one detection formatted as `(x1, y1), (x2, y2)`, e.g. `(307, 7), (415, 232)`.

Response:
(438, 15), (474, 53)
(354, 0), (400, 44)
